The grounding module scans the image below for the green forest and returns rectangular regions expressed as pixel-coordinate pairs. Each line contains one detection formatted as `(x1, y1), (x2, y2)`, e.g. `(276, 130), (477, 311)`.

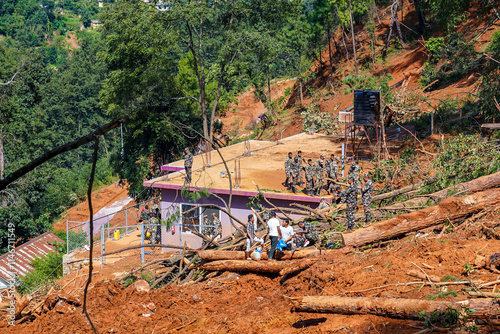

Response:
(1, 0), (500, 254)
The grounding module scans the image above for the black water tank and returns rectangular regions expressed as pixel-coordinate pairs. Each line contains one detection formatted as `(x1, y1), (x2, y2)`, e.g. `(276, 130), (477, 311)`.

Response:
(353, 90), (380, 125)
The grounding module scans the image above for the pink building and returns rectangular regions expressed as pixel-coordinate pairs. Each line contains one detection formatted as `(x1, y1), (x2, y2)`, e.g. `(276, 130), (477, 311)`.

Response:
(144, 134), (340, 250)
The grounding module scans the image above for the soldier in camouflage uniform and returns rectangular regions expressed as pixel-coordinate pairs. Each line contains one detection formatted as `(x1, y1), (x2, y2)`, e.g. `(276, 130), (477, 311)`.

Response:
(348, 160), (361, 194)
(291, 156), (300, 194)
(361, 173), (373, 224)
(313, 155), (325, 196)
(304, 159), (314, 196)
(294, 151), (305, 186)
(318, 197), (329, 210)
(211, 213), (222, 238)
(202, 216), (215, 236)
(342, 177), (358, 231)
(325, 154), (339, 193)
(183, 147), (194, 184)
(296, 221), (319, 246)
(284, 152), (293, 190)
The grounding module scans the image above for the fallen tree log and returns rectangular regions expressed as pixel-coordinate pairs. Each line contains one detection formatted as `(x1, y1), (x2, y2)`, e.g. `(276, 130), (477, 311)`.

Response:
(197, 259), (317, 274)
(196, 249), (325, 261)
(342, 188), (500, 247)
(290, 296), (500, 319)
(371, 178), (435, 202)
(388, 171), (500, 210)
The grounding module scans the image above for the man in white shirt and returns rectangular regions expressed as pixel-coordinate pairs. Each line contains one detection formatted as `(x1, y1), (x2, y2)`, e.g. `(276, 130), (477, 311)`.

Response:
(266, 211), (282, 261)
(280, 219), (294, 251)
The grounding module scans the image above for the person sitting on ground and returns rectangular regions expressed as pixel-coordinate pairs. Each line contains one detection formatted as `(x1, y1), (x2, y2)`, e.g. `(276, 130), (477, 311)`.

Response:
(296, 221), (319, 247)
(280, 218), (294, 251)
(245, 214), (264, 260)
(266, 211), (282, 261)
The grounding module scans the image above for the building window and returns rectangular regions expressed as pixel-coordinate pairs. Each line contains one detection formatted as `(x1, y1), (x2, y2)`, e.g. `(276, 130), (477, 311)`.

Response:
(181, 204), (199, 233)
(180, 204), (220, 234)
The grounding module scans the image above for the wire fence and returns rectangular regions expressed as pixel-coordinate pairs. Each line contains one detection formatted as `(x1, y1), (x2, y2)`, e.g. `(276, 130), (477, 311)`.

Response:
(99, 222), (217, 272)
(65, 196), (161, 254)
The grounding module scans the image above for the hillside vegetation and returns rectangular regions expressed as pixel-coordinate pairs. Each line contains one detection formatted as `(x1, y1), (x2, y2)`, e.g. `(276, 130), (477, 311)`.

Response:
(2, 0), (500, 254)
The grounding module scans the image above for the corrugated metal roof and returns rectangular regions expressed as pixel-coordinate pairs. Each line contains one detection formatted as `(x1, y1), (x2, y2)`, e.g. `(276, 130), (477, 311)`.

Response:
(0, 232), (63, 282)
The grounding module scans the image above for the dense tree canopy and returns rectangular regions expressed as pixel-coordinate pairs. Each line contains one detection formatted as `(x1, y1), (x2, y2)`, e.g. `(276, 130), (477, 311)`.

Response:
(1, 0), (499, 255)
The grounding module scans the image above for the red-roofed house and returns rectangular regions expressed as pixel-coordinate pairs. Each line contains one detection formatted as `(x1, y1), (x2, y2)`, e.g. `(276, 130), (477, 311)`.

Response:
(0, 232), (63, 290)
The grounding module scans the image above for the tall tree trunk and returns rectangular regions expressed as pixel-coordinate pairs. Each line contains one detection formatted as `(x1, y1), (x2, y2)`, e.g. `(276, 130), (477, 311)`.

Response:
(0, 131), (4, 180)
(208, 69), (224, 147)
(349, 5), (359, 75)
(341, 27), (350, 59)
(267, 64), (272, 104)
(186, 22), (209, 141)
(394, 0), (406, 48)
(413, 0), (426, 34)
(327, 24), (334, 78)
(383, 2), (396, 59)
(299, 78), (303, 106)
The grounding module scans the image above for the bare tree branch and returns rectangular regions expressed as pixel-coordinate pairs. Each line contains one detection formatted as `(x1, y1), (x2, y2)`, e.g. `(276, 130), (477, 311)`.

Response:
(0, 119), (126, 191)
(0, 72), (18, 86)
(82, 138), (99, 334)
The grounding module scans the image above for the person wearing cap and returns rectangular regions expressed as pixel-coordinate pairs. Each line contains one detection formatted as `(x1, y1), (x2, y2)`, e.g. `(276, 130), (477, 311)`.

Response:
(139, 205), (151, 223)
(211, 213), (222, 238)
(313, 155), (325, 196)
(348, 160), (361, 194)
(304, 159), (314, 196)
(342, 176), (358, 231)
(361, 173), (374, 224)
(294, 151), (305, 186)
(183, 147), (194, 183)
(266, 211), (282, 260)
(246, 214), (263, 260)
(290, 155), (300, 194)
(283, 152), (294, 190)
(325, 154), (339, 193)
(295, 221), (319, 247)
(280, 218), (294, 251)
(201, 216), (212, 246)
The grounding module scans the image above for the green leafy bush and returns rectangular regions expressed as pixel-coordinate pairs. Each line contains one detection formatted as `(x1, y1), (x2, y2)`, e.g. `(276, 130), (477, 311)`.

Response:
(422, 134), (500, 193)
(342, 74), (393, 102)
(476, 28), (500, 121)
(18, 242), (64, 295)
(301, 103), (338, 134)
(420, 33), (479, 89)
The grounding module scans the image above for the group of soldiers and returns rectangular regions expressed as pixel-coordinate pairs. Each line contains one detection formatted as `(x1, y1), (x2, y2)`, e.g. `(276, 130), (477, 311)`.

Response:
(284, 151), (374, 231)
(340, 169), (373, 231)
(284, 151), (345, 196)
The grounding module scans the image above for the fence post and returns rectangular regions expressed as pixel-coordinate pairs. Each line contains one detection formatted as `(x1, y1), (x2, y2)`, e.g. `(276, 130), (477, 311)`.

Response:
(125, 207), (128, 234)
(101, 222), (105, 268)
(107, 216), (110, 239)
(140, 224), (145, 263)
(66, 219), (69, 253)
